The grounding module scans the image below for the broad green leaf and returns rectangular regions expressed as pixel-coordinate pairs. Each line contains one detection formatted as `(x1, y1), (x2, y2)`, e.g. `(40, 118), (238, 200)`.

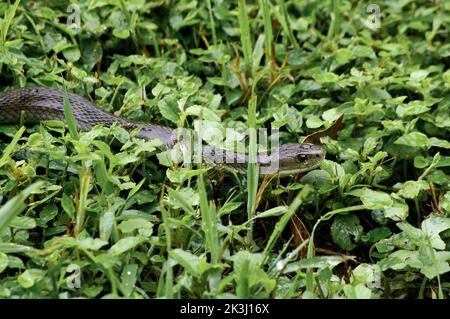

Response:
(360, 188), (393, 210)
(18, 269), (46, 288)
(218, 201), (243, 217)
(61, 193), (75, 220)
(313, 72), (340, 84)
(37, 203), (59, 226)
(343, 284), (373, 299)
(158, 97), (180, 124)
(10, 216), (36, 229)
(118, 218), (153, 235)
(110, 236), (145, 256)
(352, 264), (381, 286)
(169, 248), (203, 277)
(99, 210), (116, 242)
(383, 198), (409, 221)
(394, 132), (428, 148)
(396, 180), (429, 199)
(331, 214), (363, 250)
(361, 227), (392, 244)
(77, 238), (109, 251)
(410, 70), (429, 81)
(427, 137), (450, 149)
(421, 217), (450, 250)
(300, 170), (335, 194)
(121, 264), (138, 297)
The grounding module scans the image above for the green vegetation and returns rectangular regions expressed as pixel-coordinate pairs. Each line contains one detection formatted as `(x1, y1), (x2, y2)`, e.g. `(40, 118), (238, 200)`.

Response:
(0, 0), (449, 299)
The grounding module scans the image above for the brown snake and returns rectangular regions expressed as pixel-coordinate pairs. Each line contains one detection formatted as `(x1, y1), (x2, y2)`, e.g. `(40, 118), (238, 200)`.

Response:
(0, 87), (325, 175)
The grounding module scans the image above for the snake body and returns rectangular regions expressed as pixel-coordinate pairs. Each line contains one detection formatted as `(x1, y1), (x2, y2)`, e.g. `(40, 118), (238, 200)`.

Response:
(0, 87), (325, 175)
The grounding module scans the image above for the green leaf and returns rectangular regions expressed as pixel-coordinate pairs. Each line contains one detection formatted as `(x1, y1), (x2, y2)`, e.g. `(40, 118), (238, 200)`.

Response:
(61, 193), (75, 220)
(392, 100), (425, 119)
(410, 70), (429, 81)
(0, 252), (8, 273)
(169, 248), (203, 277)
(397, 222), (425, 245)
(352, 264), (381, 286)
(63, 86), (80, 140)
(255, 206), (288, 219)
(0, 126), (25, 168)
(383, 198), (409, 221)
(394, 132), (428, 148)
(442, 192), (450, 213)
(7, 255), (24, 269)
(343, 284), (373, 299)
(300, 170), (335, 194)
(420, 251), (450, 279)
(166, 168), (209, 184)
(406, 248), (450, 279)
(361, 227), (392, 244)
(217, 201), (243, 217)
(62, 46), (81, 62)
(77, 238), (109, 251)
(313, 72), (340, 84)
(427, 137), (450, 149)
(99, 210), (115, 242)
(331, 214), (363, 250)
(305, 116), (324, 129)
(158, 97), (180, 124)
(18, 269), (46, 288)
(37, 203), (58, 226)
(396, 180), (429, 199)
(366, 88), (391, 102)
(360, 188), (393, 210)
(421, 217), (450, 250)
(335, 48), (352, 64)
(118, 218), (153, 235)
(0, 182), (42, 235)
(121, 264), (138, 297)
(110, 236), (145, 256)
(167, 187), (198, 214)
(10, 216), (36, 229)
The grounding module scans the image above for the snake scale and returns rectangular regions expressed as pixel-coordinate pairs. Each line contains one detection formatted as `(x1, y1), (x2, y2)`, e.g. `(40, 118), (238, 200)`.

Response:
(0, 87), (325, 176)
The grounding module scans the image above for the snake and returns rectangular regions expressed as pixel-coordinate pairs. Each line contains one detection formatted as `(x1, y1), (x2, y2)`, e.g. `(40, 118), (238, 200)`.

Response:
(0, 87), (325, 176)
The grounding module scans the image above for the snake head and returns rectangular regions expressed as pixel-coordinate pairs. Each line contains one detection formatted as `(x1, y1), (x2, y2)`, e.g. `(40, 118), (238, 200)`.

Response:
(260, 143), (325, 176)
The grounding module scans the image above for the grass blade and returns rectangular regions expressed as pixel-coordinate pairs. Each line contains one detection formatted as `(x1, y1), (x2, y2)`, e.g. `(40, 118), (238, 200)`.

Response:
(158, 202), (174, 298)
(246, 95), (259, 245)
(63, 85), (80, 140)
(261, 0), (274, 65)
(198, 174), (219, 264)
(0, 182), (42, 236)
(206, 0), (217, 46)
(238, 0), (253, 71)
(327, 0), (340, 40)
(74, 164), (91, 237)
(261, 186), (311, 265)
(279, 0), (299, 49)
(1, 0), (20, 43)
(0, 126), (25, 168)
